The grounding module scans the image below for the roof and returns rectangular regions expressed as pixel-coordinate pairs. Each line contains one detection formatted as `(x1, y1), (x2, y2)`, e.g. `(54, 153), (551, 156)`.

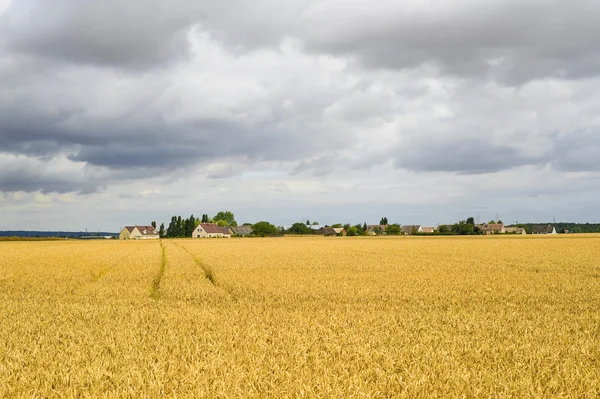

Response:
(125, 226), (159, 236)
(367, 225), (386, 231)
(477, 223), (505, 231)
(401, 225), (421, 234)
(532, 224), (555, 234)
(320, 227), (337, 235)
(421, 227), (435, 233)
(230, 226), (253, 235)
(198, 223), (228, 234)
(332, 227), (345, 234)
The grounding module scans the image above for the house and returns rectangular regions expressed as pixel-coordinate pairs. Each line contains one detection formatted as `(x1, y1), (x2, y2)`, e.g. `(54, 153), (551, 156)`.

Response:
(505, 227), (526, 234)
(421, 227), (436, 233)
(319, 227), (338, 237)
(532, 225), (557, 235)
(477, 223), (506, 235)
(229, 226), (253, 236)
(332, 227), (347, 236)
(367, 225), (387, 235)
(401, 225), (423, 235)
(193, 223), (231, 238)
(119, 226), (159, 240)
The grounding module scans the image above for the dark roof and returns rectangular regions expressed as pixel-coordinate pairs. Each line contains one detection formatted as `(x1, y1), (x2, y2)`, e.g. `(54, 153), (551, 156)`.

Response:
(532, 225), (555, 234)
(198, 223), (226, 234)
(320, 227), (337, 235)
(230, 226), (253, 235)
(124, 226), (158, 236)
(401, 225), (421, 233)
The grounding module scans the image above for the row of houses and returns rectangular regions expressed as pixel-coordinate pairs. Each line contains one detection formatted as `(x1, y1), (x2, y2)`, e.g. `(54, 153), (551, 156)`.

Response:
(119, 223), (559, 239)
(119, 224), (254, 240)
(476, 223), (557, 235)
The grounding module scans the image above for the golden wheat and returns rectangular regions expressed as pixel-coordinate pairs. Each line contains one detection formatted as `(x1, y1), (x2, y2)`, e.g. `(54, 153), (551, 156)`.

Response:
(0, 235), (599, 398)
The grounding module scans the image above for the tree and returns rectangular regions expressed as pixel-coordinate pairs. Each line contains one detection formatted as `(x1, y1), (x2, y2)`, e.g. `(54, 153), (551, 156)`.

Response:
(363, 222), (368, 232)
(202, 214), (209, 223)
(452, 220), (475, 235)
(346, 226), (358, 236)
(497, 220), (503, 224)
(438, 225), (450, 234)
(385, 224), (401, 235)
(151, 221), (157, 228)
(159, 223), (165, 238)
(213, 211), (236, 226)
(312, 221), (319, 225)
(332, 224), (343, 228)
(380, 217), (388, 225)
(289, 223), (311, 234)
(306, 219), (310, 226)
(216, 220), (229, 227)
(252, 221), (277, 237)
(466, 217), (475, 226)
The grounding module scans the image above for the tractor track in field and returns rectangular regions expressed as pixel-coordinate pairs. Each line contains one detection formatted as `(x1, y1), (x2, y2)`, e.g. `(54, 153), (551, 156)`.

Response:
(170, 241), (237, 300)
(150, 240), (167, 300)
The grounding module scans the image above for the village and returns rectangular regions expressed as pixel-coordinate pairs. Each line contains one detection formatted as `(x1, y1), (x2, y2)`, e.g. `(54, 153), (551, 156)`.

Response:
(118, 220), (559, 240)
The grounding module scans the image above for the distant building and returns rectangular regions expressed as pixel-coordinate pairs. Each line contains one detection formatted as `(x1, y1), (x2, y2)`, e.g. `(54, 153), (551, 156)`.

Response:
(119, 226), (159, 240)
(505, 227), (526, 234)
(421, 227), (436, 233)
(319, 227), (338, 236)
(477, 223), (506, 235)
(366, 225), (387, 235)
(401, 225), (423, 235)
(193, 223), (231, 238)
(332, 227), (347, 236)
(532, 225), (557, 235)
(229, 226), (253, 236)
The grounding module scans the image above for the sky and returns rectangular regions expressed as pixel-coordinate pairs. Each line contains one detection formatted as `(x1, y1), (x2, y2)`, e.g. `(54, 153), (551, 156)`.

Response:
(1, 0), (599, 231)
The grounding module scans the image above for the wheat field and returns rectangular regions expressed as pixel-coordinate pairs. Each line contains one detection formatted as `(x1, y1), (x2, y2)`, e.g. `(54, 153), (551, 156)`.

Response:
(0, 235), (599, 398)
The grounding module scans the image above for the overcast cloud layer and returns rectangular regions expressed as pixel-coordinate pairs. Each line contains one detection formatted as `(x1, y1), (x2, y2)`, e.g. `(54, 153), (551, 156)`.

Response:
(1, 0), (599, 230)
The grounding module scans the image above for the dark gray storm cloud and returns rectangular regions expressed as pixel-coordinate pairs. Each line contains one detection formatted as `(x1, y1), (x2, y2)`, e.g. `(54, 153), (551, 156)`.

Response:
(0, 167), (101, 194)
(394, 138), (544, 174)
(1, 0), (194, 69)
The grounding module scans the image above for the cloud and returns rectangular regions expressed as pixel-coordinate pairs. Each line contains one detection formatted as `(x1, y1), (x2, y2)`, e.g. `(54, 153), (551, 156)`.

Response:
(394, 137), (544, 174)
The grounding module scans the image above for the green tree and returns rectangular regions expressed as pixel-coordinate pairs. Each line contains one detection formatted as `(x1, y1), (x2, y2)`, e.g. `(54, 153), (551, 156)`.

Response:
(202, 214), (209, 223)
(159, 223), (165, 238)
(252, 221), (277, 237)
(312, 221), (319, 225)
(332, 224), (343, 228)
(306, 220), (310, 226)
(380, 217), (388, 225)
(466, 217), (475, 226)
(214, 211), (236, 226)
(289, 223), (311, 234)
(452, 220), (475, 235)
(216, 220), (229, 227)
(385, 224), (401, 235)
(346, 226), (358, 236)
(437, 225), (450, 234)
(151, 221), (157, 228)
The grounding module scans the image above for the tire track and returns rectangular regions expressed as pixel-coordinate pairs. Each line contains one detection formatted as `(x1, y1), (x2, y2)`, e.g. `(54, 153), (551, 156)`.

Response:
(150, 240), (166, 300)
(170, 241), (237, 300)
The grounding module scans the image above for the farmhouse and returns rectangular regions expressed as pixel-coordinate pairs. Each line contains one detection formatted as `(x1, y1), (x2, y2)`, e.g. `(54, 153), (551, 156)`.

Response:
(229, 226), (253, 236)
(366, 225), (387, 235)
(505, 227), (526, 234)
(119, 226), (159, 240)
(319, 227), (338, 237)
(401, 225), (423, 235)
(477, 223), (506, 235)
(193, 223), (231, 238)
(332, 227), (347, 236)
(532, 225), (557, 235)
(421, 227), (436, 233)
